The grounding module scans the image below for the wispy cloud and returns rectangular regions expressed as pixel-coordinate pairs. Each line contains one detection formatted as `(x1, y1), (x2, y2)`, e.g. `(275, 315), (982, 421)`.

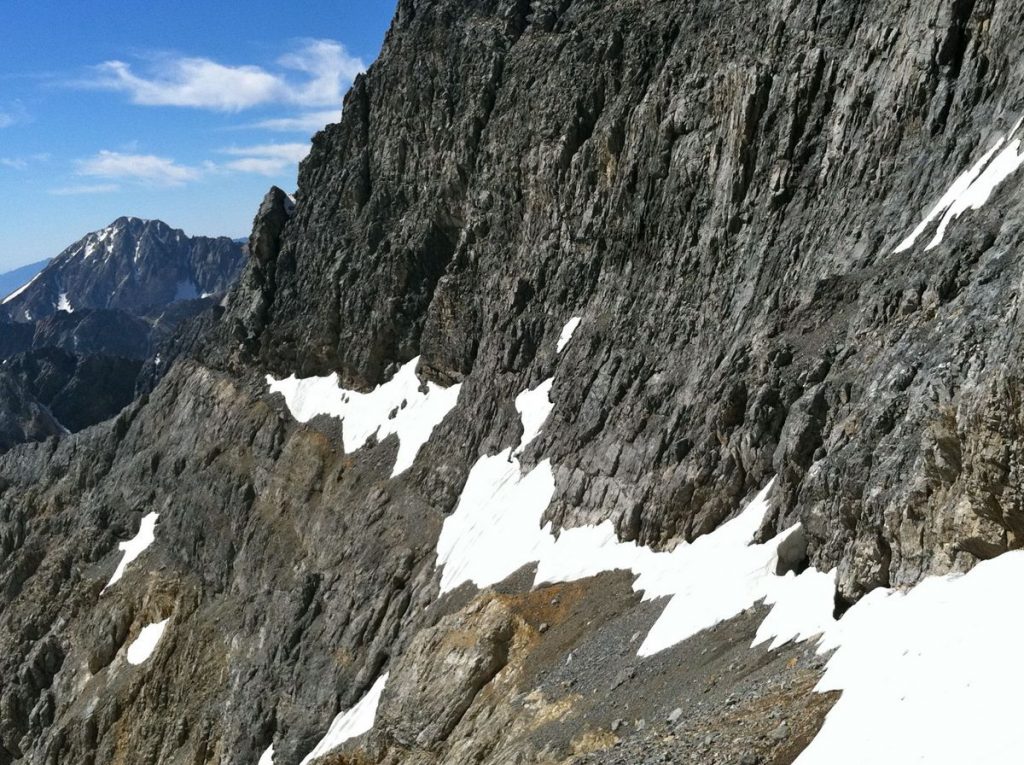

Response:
(69, 143), (309, 187)
(84, 40), (364, 113)
(248, 109), (341, 132)
(0, 100), (29, 128)
(1, 153), (51, 171)
(77, 150), (202, 186)
(49, 183), (121, 196)
(219, 142), (310, 176)
(276, 39), (363, 108)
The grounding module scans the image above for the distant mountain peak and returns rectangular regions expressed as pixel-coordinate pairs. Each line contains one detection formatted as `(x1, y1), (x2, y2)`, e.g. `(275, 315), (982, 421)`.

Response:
(2, 218), (246, 322)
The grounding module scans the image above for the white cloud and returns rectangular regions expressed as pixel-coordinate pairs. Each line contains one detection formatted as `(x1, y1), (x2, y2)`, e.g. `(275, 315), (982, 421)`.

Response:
(0, 101), (29, 128)
(1, 153), (51, 171)
(219, 142), (311, 176)
(87, 40), (365, 113)
(277, 39), (364, 108)
(77, 150), (202, 186)
(94, 59), (282, 112)
(221, 143), (310, 160)
(67, 143), (308, 187)
(50, 183), (121, 196)
(248, 109), (341, 132)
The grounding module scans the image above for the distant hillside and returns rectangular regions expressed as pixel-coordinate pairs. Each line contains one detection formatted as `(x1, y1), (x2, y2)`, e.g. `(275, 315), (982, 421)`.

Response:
(0, 258), (49, 302)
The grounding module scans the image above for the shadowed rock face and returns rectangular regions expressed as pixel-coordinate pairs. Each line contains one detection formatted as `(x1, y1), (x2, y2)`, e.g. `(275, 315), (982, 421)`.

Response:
(0, 373), (63, 451)
(3, 0), (1024, 763)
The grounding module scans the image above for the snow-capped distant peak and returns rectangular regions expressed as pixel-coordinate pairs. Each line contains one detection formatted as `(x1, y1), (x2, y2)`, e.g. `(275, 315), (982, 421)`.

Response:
(1, 217), (246, 321)
(81, 224), (118, 261)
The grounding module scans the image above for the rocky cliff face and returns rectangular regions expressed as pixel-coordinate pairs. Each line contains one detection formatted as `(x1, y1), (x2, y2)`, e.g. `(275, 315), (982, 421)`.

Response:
(4, 1), (1024, 763)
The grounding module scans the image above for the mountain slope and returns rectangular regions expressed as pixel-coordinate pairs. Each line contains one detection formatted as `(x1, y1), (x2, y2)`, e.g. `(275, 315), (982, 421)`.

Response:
(0, 259), (49, 302)
(1, 217), (244, 322)
(4, 1), (1024, 764)
(0, 218), (245, 455)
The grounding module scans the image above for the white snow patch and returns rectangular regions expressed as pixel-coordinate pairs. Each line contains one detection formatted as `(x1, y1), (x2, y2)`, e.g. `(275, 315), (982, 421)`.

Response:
(2, 272), (41, 304)
(82, 226), (116, 261)
(435, 372), (824, 657)
(437, 375), (559, 593)
(299, 673), (389, 765)
(125, 618), (169, 665)
(267, 357), (461, 477)
(556, 316), (582, 353)
(895, 117), (1024, 252)
(103, 511), (158, 592)
(56, 293), (73, 313)
(753, 565), (836, 651)
(430, 312), (1024, 762)
(791, 553), (1024, 765)
(257, 743), (275, 765)
(436, 446), (556, 594)
(434, 371), (820, 654)
(514, 378), (554, 455)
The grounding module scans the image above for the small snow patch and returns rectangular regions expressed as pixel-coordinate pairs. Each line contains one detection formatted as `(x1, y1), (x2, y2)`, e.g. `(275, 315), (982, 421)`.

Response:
(267, 358), (461, 477)
(257, 743), (274, 765)
(57, 293), (73, 313)
(436, 446), (556, 594)
(437, 376), (557, 593)
(299, 673), (389, 764)
(514, 378), (554, 454)
(126, 618), (169, 665)
(557, 316), (582, 353)
(103, 512), (158, 592)
(895, 117), (1024, 252)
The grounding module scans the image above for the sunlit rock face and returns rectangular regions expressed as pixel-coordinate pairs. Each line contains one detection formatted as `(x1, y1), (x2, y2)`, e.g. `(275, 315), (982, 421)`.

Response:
(6, 1), (1024, 764)
(2, 216), (245, 322)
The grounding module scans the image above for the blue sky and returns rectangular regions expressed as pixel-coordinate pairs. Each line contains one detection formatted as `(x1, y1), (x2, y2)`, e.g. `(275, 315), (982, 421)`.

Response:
(0, 1), (396, 270)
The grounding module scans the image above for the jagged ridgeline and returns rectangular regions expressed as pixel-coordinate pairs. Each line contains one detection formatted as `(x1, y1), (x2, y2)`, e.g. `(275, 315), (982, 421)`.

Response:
(3, 1), (1024, 763)
(0, 218), (245, 453)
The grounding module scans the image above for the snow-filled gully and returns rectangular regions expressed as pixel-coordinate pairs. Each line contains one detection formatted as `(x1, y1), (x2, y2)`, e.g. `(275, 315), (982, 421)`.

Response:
(895, 116), (1024, 253)
(268, 317), (1024, 764)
